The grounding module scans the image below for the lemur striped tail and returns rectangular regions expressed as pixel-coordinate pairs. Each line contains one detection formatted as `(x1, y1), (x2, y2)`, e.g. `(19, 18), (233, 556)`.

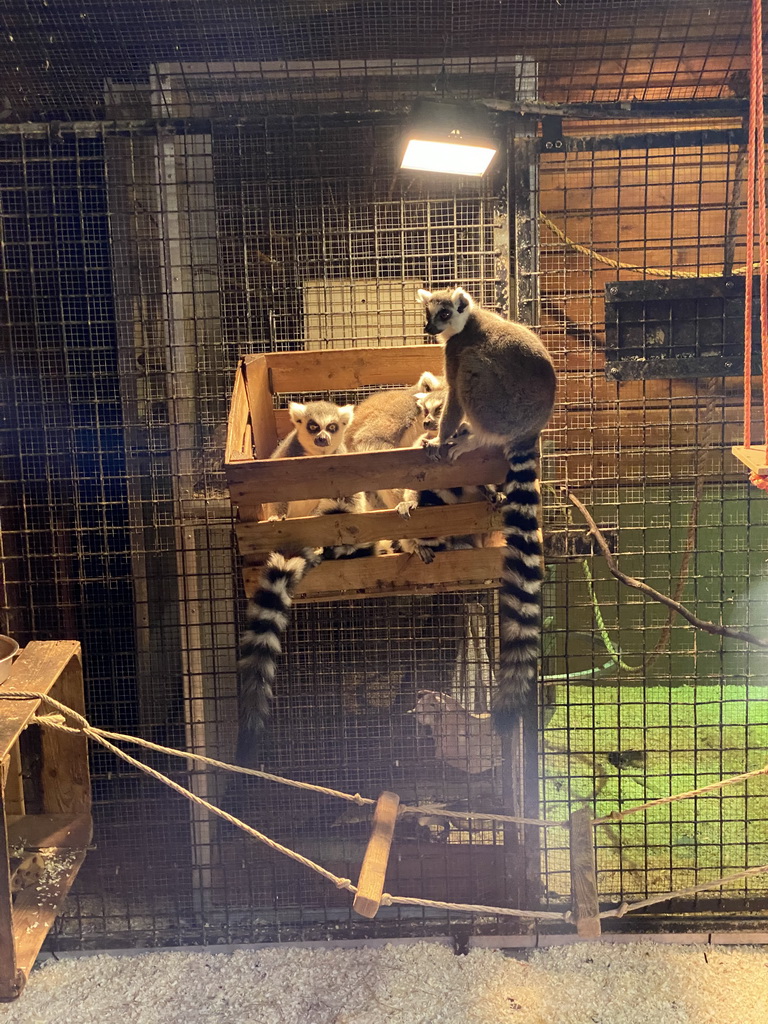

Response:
(493, 442), (543, 731)
(235, 547), (321, 765)
(235, 494), (372, 765)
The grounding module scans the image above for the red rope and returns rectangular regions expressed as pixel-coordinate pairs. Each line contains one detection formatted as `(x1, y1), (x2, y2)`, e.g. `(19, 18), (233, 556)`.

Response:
(755, 0), (768, 445)
(744, 0), (767, 450)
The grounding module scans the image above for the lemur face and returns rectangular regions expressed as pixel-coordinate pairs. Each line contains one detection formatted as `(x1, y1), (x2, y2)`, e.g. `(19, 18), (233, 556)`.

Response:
(416, 390), (445, 435)
(289, 401), (354, 455)
(417, 287), (473, 338)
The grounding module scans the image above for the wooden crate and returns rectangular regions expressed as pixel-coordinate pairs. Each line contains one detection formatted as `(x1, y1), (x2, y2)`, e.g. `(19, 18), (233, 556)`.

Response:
(0, 641), (92, 1000)
(225, 345), (510, 602)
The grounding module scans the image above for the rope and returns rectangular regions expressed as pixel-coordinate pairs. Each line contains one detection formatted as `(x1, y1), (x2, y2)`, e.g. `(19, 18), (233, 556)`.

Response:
(539, 214), (766, 280)
(28, 706), (564, 830)
(601, 863), (768, 918)
(11, 694), (768, 924)
(19, 700), (569, 922)
(592, 761), (768, 825)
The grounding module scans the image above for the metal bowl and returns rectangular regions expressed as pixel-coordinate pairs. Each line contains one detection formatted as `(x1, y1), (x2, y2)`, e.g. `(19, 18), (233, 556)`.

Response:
(0, 635), (20, 685)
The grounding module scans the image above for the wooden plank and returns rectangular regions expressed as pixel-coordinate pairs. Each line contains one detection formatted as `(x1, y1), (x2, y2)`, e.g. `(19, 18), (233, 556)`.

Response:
(6, 812), (92, 852)
(732, 445), (768, 475)
(242, 355), (279, 460)
(353, 791), (400, 919)
(261, 345), (444, 394)
(224, 362), (255, 463)
(0, 777), (20, 999)
(236, 501), (503, 556)
(227, 446), (508, 507)
(0, 642), (81, 761)
(3, 746), (24, 819)
(12, 846), (88, 981)
(41, 657), (91, 818)
(242, 546), (505, 602)
(569, 808), (601, 939)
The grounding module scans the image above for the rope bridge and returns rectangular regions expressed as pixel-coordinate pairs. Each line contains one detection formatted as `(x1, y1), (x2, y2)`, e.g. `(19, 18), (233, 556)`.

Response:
(3, 690), (767, 936)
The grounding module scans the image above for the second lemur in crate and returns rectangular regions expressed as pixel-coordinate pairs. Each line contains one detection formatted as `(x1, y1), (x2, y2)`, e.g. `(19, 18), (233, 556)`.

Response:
(345, 370), (443, 510)
(396, 389), (500, 563)
(418, 286), (556, 730)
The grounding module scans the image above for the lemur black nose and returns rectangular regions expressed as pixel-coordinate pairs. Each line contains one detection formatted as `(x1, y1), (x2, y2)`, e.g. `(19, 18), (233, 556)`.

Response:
(424, 322), (442, 335)
(314, 435), (330, 447)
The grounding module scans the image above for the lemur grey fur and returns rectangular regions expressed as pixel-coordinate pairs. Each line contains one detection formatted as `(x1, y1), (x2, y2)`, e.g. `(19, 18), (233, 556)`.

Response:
(264, 400), (354, 521)
(417, 286), (556, 729)
(396, 389), (498, 563)
(344, 370), (443, 510)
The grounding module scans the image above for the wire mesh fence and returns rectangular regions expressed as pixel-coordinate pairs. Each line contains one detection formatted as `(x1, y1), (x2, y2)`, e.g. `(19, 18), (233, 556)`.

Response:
(0, 0), (766, 950)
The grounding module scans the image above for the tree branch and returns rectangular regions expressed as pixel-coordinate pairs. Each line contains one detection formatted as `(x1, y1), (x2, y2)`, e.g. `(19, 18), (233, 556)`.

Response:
(565, 488), (768, 649)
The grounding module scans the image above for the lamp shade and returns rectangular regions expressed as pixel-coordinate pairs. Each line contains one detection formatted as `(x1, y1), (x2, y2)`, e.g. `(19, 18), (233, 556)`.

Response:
(399, 100), (498, 177)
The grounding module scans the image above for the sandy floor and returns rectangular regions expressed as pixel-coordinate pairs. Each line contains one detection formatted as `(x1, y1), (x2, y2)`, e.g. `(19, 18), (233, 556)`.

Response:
(2, 940), (767, 1024)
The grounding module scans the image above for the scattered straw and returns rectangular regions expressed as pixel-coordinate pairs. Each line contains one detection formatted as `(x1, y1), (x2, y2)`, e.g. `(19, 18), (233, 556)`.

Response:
(8, 941), (768, 1024)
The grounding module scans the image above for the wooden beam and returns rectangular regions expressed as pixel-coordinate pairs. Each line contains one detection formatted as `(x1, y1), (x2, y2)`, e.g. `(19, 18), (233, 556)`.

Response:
(40, 658), (91, 817)
(0, 785), (20, 999)
(569, 808), (601, 939)
(224, 362), (255, 463)
(242, 355), (279, 461)
(260, 345), (444, 394)
(227, 446), (508, 507)
(353, 791), (400, 919)
(236, 501), (503, 556)
(242, 545), (505, 602)
(0, 641), (81, 759)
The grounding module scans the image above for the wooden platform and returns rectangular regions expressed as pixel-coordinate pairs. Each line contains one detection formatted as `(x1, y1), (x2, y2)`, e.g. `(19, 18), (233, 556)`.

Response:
(0, 641), (92, 1000)
(732, 445), (768, 476)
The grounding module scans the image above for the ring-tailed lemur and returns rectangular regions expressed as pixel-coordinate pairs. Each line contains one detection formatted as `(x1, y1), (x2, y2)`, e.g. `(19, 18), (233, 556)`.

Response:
(345, 370), (443, 510)
(417, 287), (556, 729)
(396, 388), (499, 563)
(263, 400), (355, 521)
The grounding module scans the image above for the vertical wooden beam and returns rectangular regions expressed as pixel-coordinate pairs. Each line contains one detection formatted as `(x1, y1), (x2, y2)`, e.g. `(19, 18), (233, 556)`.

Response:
(569, 808), (601, 938)
(353, 792), (400, 919)
(40, 655), (90, 818)
(0, 785), (22, 1000)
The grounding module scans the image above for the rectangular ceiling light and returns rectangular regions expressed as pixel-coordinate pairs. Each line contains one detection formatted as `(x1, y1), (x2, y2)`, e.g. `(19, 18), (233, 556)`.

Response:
(399, 100), (498, 177)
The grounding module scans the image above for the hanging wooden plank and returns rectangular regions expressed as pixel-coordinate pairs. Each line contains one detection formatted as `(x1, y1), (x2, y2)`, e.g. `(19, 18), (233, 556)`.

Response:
(732, 445), (768, 475)
(569, 808), (601, 939)
(353, 791), (401, 919)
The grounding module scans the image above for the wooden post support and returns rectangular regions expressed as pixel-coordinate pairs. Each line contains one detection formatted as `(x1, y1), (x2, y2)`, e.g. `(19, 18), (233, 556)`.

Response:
(352, 791), (400, 919)
(569, 808), (601, 939)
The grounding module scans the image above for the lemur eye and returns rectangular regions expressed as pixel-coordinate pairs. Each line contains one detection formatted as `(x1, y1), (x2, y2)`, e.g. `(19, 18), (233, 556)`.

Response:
(439, 310), (451, 321)
(326, 423), (338, 433)
(307, 422), (320, 433)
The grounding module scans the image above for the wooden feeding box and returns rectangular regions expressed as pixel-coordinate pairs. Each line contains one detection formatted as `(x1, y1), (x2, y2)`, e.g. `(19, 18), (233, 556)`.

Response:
(225, 345), (510, 602)
(0, 640), (91, 1000)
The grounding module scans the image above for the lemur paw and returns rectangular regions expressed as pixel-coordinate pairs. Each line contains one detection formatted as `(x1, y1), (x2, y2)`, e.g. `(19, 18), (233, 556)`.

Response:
(422, 437), (444, 461)
(395, 501), (414, 519)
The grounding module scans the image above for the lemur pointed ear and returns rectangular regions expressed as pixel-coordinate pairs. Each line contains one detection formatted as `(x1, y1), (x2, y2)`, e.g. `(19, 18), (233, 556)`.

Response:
(416, 370), (441, 392)
(451, 288), (471, 313)
(338, 405), (354, 425)
(288, 402), (306, 423)
(417, 289), (432, 304)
